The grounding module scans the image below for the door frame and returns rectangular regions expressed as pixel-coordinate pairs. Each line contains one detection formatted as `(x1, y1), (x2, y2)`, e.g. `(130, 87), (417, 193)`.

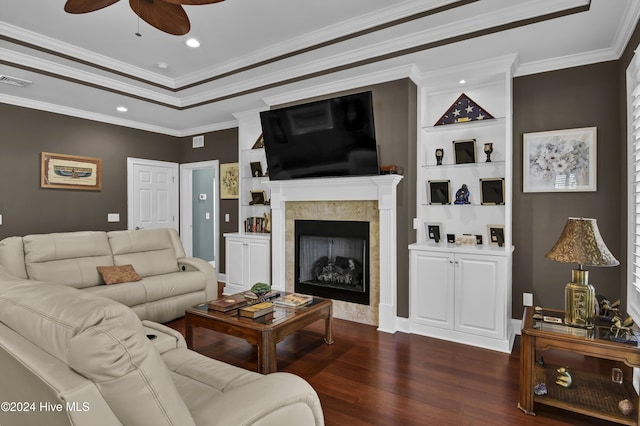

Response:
(127, 158), (179, 231)
(180, 160), (220, 268)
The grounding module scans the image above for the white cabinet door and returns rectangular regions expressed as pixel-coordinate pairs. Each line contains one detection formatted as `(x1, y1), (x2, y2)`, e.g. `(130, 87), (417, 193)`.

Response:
(247, 239), (270, 285)
(455, 253), (506, 340)
(224, 234), (271, 294)
(410, 250), (454, 330)
(225, 237), (246, 294)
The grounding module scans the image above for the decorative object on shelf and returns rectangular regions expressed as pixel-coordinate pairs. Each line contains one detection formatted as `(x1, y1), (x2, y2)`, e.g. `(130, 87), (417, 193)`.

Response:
(618, 399), (633, 416)
(523, 127), (597, 193)
(483, 143), (493, 162)
(533, 383), (548, 396)
(453, 139), (476, 164)
(428, 180), (451, 204)
(555, 367), (572, 388)
(435, 148), (444, 165)
(252, 133), (265, 149)
(487, 225), (505, 247)
(447, 234), (456, 244)
(250, 161), (263, 177)
(599, 298), (621, 317)
(434, 93), (495, 126)
(480, 178), (505, 205)
(612, 367), (624, 384)
(545, 217), (620, 328)
(475, 235), (483, 245)
(454, 184), (470, 204)
(220, 163), (239, 199)
(244, 216), (268, 233)
(41, 152), (102, 191)
(457, 234), (475, 246)
(263, 212), (271, 233)
(249, 190), (267, 205)
(610, 315), (635, 340)
(426, 223), (442, 243)
(380, 165), (404, 175)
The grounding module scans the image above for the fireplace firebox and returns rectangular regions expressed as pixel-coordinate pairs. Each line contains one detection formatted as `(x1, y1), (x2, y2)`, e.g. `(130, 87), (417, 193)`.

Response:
(295, 220), (369, 305)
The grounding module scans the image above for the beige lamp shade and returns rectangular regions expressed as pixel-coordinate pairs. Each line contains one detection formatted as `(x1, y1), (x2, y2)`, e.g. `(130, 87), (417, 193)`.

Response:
(545, 217), (619, 267)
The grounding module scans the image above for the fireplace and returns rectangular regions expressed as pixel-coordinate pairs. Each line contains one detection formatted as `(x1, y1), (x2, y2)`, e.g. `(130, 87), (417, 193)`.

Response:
(295, 220), (370, 305)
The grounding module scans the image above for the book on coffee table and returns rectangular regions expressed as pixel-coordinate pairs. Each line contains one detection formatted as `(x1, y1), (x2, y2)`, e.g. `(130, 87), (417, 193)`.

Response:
(274, 293), (313, 307)
(208, 293), (248, 312)
(239, 302), (274, 318)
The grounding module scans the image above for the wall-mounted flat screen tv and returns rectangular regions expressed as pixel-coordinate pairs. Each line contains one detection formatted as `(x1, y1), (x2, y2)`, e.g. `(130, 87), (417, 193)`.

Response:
(259, 91), (379, 180)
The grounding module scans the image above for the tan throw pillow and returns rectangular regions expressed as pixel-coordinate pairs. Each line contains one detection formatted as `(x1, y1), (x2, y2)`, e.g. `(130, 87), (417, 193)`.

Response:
(97, 265), (142, 285)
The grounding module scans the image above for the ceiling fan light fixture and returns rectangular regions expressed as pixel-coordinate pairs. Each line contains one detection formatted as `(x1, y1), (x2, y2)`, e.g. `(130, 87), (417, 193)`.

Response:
(186, 38), (200, 48)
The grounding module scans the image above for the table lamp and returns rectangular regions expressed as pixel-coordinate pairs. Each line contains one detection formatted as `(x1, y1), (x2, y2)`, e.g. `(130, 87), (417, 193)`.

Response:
(545, 217), (619, 328)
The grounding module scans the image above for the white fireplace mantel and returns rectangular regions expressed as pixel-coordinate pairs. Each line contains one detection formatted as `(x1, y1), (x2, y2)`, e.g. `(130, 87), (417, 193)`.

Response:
(264, 174), (403, 333)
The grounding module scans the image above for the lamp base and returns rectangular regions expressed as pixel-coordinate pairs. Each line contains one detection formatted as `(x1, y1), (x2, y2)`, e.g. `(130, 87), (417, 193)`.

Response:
(564, 269), (595, 328)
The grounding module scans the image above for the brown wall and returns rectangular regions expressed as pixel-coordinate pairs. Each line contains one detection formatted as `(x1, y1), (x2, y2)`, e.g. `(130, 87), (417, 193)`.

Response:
(512, 61), (622, 315)
(0, 105), (238, 273)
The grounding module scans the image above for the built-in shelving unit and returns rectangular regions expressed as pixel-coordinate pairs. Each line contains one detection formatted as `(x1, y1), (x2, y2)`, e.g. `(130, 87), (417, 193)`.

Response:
(409, 55), (517, 353)
(224, 109), (271, 294)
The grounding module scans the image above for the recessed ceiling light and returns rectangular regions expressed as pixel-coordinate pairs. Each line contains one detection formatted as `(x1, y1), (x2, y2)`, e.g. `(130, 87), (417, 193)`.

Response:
(116, 106), (128, 113)
(186, 38), (200, 48)
(157, 62), (169, 70)
(459, 79), (466, 85)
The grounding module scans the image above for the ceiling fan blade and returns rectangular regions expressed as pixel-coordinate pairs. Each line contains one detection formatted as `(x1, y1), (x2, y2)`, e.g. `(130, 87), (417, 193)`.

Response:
(129, 0), (190, 35)
(160, 0), (224, 5)
(64, 0), (120, 14)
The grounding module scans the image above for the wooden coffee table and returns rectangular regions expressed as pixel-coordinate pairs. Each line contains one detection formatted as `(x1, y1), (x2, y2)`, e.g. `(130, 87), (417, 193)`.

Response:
(185, 292), (333, 374)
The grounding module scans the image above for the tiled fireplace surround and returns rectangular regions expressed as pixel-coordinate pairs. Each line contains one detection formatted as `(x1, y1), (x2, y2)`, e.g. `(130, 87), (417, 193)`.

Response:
(265, 175), (403, 332)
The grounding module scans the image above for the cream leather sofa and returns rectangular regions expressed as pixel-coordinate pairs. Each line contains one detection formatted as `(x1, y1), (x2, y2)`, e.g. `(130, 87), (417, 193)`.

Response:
(0, 268), (324, 426)
(0, 228), (216, 323)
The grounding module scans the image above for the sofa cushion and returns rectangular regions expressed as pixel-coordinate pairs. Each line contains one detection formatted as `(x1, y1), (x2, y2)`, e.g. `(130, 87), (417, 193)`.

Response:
(97, 264), (142, 285)
(0, 236), (27, 279)
(23, 231), (113, 288)
(108, 229), (179, 277)
(141, 271), (206, 303)
(83, 280), (147, 307)
(0, 279), (195, 425)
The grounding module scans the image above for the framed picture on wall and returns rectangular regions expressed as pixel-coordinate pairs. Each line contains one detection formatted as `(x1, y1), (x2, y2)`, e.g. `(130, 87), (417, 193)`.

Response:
(41, 152), (102, 191)
(220, 163), (239, 199)
(523, 127), (597, 192)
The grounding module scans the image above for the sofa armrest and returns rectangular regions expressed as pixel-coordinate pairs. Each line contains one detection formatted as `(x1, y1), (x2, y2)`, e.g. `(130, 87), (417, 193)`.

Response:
(178, 257), (217, 300)
(191, 372), (324, 426)
(142, 320), (187, 353)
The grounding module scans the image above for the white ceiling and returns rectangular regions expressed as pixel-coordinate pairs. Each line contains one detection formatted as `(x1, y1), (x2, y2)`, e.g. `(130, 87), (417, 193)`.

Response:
(1, 0), (638, 136)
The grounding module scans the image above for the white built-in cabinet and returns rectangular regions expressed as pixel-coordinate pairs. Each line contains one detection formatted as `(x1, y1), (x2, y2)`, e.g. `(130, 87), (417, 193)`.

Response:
(224, 233), (270, 294)
(224, 109), (271, 294)
(409, 55), (516, 353)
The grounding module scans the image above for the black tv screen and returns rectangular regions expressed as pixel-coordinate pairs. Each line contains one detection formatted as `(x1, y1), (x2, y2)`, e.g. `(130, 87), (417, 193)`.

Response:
(260, 91), (379, 180)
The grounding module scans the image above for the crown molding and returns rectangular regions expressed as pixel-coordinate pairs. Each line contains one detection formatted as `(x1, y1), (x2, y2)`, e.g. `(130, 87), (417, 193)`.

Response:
(515, 48), (619, 77)
(0, 23), (174, 88)
(262, 64), (416, 107)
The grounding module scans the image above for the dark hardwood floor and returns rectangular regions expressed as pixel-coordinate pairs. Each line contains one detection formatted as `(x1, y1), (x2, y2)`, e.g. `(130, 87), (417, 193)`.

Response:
(165, 316), (618, 426)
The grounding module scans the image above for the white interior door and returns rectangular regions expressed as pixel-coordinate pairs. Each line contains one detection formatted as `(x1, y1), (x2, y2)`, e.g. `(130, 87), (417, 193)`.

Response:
(127, 158), (179, 231)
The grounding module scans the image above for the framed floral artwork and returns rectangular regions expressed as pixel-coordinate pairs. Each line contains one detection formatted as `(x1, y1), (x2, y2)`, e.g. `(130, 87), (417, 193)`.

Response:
(220, 162), (239, 199)
(523, 127), (596, 192)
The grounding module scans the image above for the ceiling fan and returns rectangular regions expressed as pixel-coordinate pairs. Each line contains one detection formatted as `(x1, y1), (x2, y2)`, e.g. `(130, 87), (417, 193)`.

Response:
(64, 0), (225, 36)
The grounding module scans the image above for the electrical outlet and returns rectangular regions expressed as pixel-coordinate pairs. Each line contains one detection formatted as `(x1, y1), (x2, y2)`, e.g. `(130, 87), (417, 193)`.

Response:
(225, 213), (230, 223)
(0, 214), (3, 225)
(523, 292), (533, 307)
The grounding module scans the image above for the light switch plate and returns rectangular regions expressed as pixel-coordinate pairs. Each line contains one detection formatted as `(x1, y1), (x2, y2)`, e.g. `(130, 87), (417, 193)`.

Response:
(0, 214), (3, 225)
(107, 213), (120, 223)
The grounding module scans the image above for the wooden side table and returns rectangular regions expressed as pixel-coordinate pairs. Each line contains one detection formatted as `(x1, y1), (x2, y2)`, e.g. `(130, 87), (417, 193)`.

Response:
(519, 306), (640, 425)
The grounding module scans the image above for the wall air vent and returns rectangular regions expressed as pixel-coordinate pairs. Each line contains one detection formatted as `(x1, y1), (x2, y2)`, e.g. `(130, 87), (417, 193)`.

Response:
(0, 75), (32, 87)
